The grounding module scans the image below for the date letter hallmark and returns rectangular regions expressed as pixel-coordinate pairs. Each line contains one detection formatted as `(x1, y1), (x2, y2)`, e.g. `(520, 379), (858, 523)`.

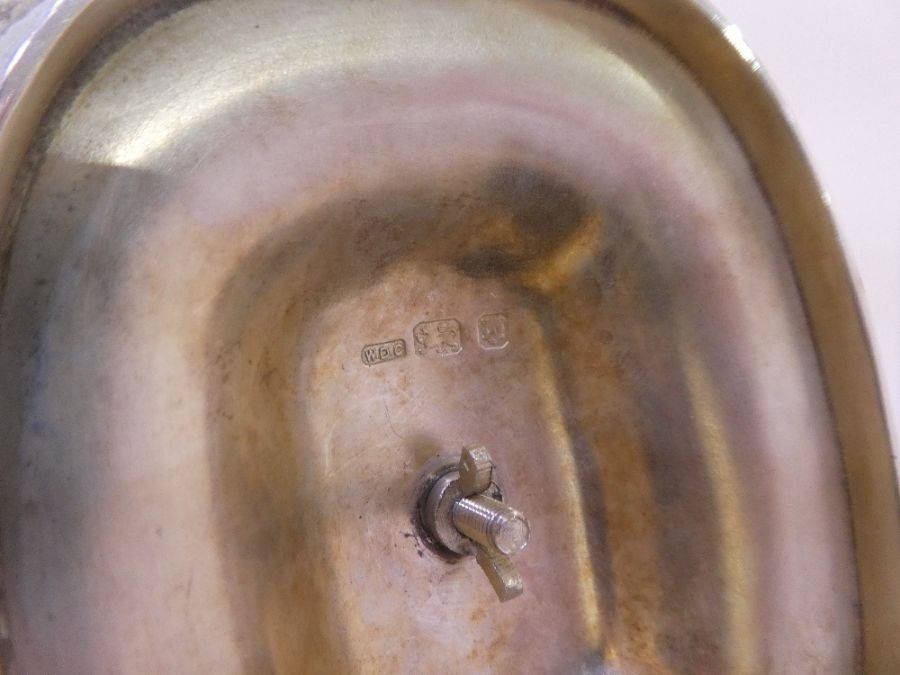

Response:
(413, 319), (462, 357)
(477, 313), (509, 350)
(361, 339), (407, 367)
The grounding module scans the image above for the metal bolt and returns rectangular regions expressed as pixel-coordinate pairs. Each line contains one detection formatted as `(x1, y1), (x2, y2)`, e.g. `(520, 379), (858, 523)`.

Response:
(452, 494), (530, 556)
(419, 446), (531, 602)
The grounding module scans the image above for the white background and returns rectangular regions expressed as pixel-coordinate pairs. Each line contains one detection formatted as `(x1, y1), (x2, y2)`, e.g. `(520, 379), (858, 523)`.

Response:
(712, 1), (900, 460)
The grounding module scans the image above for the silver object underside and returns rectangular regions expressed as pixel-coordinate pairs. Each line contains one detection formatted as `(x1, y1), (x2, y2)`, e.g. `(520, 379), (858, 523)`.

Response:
(0, 0), (898, 673)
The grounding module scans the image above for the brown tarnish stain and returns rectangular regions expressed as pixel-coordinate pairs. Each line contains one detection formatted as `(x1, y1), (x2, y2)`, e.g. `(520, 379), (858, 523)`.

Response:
(203, 163), (760, 673)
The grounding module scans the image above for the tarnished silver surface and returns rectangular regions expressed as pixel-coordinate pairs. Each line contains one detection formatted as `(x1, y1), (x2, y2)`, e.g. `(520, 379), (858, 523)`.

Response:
(0, 0), (898, 673)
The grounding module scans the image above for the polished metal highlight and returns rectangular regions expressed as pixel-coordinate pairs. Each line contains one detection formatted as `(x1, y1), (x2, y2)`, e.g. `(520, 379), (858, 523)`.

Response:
(452, 494), (530, 557)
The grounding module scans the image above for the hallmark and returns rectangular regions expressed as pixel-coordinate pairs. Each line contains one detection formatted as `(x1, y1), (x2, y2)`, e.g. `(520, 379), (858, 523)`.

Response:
(477, 313), (509, 350)
(361, 339), (407, 366)
(413, 319), (462, 357)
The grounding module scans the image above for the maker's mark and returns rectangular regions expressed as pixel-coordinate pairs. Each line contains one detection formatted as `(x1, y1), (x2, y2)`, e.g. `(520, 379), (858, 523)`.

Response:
(361, 339), (407, 366)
